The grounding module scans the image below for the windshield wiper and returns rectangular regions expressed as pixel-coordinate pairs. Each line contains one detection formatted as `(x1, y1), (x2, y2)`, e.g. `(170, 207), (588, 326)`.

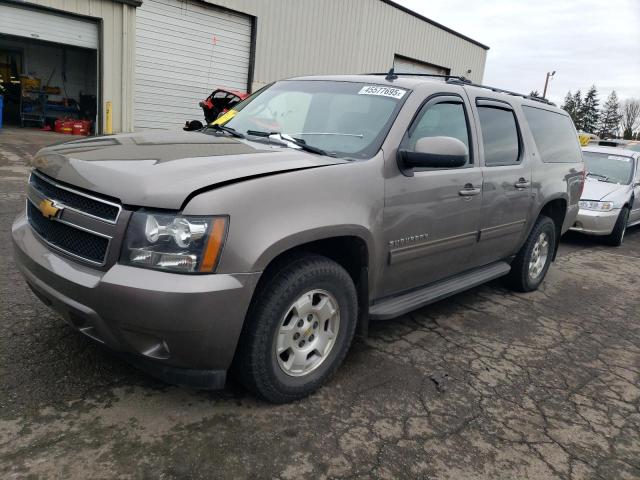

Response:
(205, 123), (245, 139)
(586, 172), (611, 182)
(289, 132), (364, 138)
(246, 130), (330, 156)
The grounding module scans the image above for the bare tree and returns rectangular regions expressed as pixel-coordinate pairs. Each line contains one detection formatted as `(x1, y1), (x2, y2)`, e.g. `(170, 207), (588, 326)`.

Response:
(621, 99), (640, 140)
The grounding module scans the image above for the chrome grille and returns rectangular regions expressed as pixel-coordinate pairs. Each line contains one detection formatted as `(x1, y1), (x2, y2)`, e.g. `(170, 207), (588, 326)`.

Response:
(29, 171), (121, 223)
(26, 170), (122, 266)
(27, 202), (110, 264)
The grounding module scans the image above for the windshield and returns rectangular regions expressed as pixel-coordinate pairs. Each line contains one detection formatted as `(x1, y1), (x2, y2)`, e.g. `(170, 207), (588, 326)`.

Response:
(583, 151), (635, 184)
(628, 143), (640, 152)
(224, 80), (409, 158)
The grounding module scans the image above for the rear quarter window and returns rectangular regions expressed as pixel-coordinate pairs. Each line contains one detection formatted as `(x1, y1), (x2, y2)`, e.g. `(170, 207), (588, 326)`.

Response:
(522, 106), (583, 163)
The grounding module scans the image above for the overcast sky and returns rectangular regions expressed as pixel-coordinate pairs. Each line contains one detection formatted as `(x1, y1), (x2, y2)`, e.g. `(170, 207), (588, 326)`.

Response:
(395, 0), (640, 106)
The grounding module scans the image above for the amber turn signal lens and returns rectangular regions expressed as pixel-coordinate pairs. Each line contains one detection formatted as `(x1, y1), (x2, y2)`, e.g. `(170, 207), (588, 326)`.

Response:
(199, 218), (227, 272)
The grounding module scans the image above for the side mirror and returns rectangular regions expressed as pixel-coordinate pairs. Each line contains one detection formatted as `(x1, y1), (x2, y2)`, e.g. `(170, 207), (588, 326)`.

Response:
(184, 120), (204, 131)
(397, 136), (469, 176)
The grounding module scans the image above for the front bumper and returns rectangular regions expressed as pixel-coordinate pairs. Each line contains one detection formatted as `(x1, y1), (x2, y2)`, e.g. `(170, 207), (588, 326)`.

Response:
(569, 208), (620, 236)
(12, 213), (260, 388)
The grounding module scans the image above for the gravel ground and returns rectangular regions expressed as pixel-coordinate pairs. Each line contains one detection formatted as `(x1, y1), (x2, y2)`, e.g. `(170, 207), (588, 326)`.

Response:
(1, 127), (639, 479)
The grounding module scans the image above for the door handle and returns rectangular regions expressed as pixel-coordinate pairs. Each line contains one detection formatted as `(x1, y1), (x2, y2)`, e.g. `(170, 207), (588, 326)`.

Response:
(459, 184), (481, 197)
(514, 178), (530, 189)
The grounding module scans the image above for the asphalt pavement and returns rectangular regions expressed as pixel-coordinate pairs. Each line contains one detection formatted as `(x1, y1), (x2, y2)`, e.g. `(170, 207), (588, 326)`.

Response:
(1, 127), (639, 479)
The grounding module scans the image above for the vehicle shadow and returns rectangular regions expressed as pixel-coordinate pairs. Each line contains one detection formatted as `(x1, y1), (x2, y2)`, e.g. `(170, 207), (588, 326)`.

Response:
(560, 226), (640, 248)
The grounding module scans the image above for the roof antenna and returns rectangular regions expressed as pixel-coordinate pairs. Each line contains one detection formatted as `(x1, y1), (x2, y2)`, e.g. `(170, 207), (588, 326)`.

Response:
(385, 68), (397, 81)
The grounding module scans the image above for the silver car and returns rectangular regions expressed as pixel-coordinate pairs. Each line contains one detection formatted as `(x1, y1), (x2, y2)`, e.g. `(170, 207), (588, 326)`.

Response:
(571, 146), (640, 245)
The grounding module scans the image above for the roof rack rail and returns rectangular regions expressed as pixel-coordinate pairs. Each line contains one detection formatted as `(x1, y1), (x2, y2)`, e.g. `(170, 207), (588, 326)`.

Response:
(366, 69), (472, 83)
(365, 69), (555, 106)
(446, 78), (555, 105)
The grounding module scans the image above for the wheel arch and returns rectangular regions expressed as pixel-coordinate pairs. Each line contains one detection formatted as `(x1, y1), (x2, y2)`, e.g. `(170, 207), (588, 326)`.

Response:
(536, 197), (568, 260)
(252, 230), (373, 336)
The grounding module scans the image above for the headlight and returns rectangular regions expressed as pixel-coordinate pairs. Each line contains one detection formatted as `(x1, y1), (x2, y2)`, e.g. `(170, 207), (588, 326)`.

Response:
(121, 211), (227, 273)
(579, 200), (615, 212)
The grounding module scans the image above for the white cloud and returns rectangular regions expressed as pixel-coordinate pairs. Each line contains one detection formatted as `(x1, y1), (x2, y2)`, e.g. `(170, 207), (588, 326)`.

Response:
(395, 0), (640, 105)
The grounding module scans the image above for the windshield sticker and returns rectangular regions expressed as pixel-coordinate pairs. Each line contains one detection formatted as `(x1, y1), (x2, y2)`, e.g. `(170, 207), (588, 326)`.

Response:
(358, 86), (407, 99)
(607, 155), (631, 162)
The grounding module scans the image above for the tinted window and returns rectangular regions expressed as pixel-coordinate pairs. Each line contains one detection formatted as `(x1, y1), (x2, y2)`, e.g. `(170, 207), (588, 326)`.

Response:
(523, 106), (582, 163)
(408, 102), (470, 165)
(477, 107), (520, 166)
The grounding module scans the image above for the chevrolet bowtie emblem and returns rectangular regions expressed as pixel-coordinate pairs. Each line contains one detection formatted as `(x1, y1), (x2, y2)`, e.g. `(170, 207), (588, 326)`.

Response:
(38, 199), (62, 219)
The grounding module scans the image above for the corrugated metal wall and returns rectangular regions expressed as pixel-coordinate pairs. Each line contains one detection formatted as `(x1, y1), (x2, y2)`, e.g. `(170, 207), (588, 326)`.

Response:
(19, 0), (487, 132)
(202, 0), (488, 90)
(21, 0), (136, 133)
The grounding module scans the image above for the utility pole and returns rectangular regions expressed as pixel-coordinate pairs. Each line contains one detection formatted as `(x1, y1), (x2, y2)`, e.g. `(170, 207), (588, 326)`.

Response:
(543, 71), (556, 98)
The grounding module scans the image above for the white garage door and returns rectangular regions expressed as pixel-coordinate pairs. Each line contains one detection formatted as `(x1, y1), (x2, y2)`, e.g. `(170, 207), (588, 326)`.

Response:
(135, 0), (253, 130)
(0, 3), (98, 49)
(393, 55), (449, 76)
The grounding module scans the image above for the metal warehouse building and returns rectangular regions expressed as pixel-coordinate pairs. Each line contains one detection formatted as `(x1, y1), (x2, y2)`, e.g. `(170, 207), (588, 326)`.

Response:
(0, 0), (488, 134)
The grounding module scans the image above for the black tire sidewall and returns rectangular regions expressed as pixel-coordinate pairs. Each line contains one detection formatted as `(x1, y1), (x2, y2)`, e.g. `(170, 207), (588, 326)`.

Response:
(606, 207), (629, 246)
(267, 274), (355, 389)
(247, 256), (357, 400)
(522, 219), (556, 291)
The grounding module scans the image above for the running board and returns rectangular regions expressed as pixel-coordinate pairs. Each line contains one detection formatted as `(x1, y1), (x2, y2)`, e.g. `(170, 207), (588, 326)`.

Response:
(369, 262), (511, 320)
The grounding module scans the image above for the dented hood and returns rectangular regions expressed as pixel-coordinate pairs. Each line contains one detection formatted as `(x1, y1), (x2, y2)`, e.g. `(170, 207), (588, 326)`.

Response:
(32, 130), (345, 209)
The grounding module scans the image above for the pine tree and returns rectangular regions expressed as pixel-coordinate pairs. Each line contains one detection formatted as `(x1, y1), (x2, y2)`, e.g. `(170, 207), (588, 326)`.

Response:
(571, 90), (583, 130)
(562, 91), (584, 129)
(597, 91), (622, 138)
(579, 86), (600, 134)
(562, 91), (576, 122)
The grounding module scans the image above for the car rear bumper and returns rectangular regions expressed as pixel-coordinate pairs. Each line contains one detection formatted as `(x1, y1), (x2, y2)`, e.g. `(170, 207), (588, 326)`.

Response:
(12, 213), (260, 388)
(569, 208), (620, 236)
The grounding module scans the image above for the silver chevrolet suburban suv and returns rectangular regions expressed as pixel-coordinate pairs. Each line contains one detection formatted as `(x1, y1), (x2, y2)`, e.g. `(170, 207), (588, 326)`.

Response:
(12, 73), (584, 403)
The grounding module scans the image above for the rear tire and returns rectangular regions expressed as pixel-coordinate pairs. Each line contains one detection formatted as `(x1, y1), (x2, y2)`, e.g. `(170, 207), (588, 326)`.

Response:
(506, 215), (556, 292)
(235, 254), (357, 403)
(603, 207), (629, 247)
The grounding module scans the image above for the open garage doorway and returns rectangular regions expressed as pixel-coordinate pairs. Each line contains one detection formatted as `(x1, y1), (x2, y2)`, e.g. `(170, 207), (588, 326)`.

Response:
(0, 3), (99, 135)
(393, 54), (450, 76)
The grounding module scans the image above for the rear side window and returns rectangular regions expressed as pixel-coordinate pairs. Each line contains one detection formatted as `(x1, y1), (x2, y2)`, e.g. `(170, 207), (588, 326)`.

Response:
(477, 107), (520, 166)
(522, 106), (582, 163)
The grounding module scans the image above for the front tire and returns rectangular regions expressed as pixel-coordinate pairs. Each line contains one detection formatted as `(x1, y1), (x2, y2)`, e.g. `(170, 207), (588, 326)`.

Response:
(235, 254), (357, 403)
(603, 207), (629, 247)
(507, 215), (556, 292)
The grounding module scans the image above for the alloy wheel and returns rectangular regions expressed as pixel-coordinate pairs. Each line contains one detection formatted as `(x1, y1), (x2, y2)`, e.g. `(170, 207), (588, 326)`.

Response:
(275, 289), (340, 377)
(528, 232), (550, 280)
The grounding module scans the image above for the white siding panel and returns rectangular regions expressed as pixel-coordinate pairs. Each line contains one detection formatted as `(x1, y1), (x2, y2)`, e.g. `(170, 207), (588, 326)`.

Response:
(202, 0), (488, 87)
(134, 0), (252, 130)
(0, 3), (98, 49)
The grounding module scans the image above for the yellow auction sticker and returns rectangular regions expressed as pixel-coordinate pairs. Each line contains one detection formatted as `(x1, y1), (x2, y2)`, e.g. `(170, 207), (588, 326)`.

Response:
(212, 109), (237, 126)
